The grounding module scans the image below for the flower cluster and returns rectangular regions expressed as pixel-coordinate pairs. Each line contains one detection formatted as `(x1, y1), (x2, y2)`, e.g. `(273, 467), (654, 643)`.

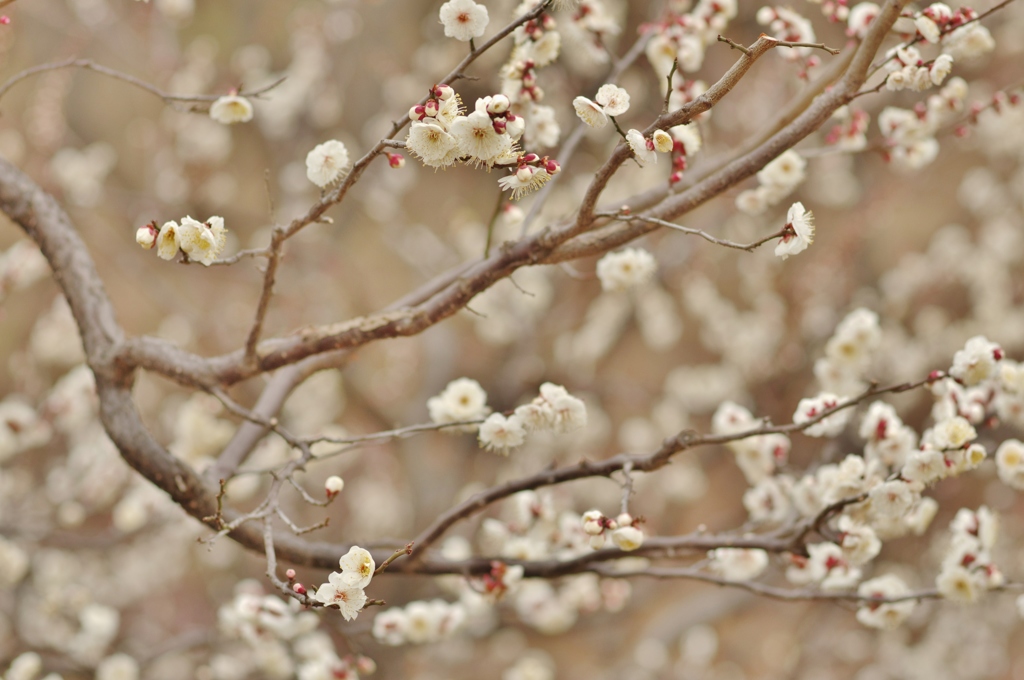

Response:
(756, 6), (817, 61)
(625, 128), (673, 167)
(511, 2), (560, 67)
(497, 152), (561, 200)
(645, 0), (738, 76)
(735, 149), (806, 215)
(136, 215), (227, 266)
(218, 582), (370, 679)
(372, 598), (467, 646)
(568, 0), (621, 63)
(312, 546), (375, 621)
(711, 401), (789, 484)
(877, 76), (970, 171)
(815, 307), (882, 396)
(825, 106), (870, 151)
(884, 45), (954, 92)
(935, 507), (1003, 603)
(480, 382), (587, 454)
(581, 509), (645, 551)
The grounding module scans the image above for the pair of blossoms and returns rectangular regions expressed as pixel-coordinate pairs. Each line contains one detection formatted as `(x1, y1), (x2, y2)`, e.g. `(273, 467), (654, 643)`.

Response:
(308, 546), (375, 621)
(427, 379), (586, 453)
(580, 509), (645, 551)
(572, 84), (678, 169)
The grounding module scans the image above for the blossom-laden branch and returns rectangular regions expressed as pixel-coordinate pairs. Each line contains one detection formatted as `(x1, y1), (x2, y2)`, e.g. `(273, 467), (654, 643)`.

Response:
(0, 0), (913, 586)
(0, 57), (286, 108)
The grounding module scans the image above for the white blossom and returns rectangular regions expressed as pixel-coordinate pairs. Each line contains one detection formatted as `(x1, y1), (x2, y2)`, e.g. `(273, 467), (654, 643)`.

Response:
(949, 335), (1003, 385)
(573, 96), (609, 128)
(427, 378), (491, 425)
(594, 84), (630, 116)
(610, 525), (644, 551)
(439, 0), (489, 41)
(995, 439), (1024, 489)
(210, 95), (255, 124)
(337, 546), (375, 588)
(792, 392), (849, 437)
(775, 202), (815, 260)
(757, 150), (806, 189)
(305, 140), (350, 188)
(478, 413), (527, 453)
(406, 121), (460, 168)
(708, 548), (769, 581)
(595, 247), (657, 292)
(856, 575), (915, 629)
(626, 129), (657, 166)
(314, 574), (367, 620)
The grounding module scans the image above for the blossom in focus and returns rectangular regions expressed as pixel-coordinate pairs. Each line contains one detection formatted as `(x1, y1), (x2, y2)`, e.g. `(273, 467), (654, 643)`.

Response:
(209, 94), (254, 124)
(775, 202), (815, 260)
(572, 96), (608, 129)
(439, 0), (489, 41)
(306, 140), (350, 188)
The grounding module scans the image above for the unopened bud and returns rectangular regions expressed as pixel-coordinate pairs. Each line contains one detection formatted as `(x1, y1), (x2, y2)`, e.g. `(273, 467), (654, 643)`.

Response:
(387, 153), (405, 168)
(292, 583), (307, 595)
(136, 222), (158, 249)
(544, 159), (560, 174)
(515, 165), (535, 182)
(286, 569), (296, 580)
(486, 94), (510, 114)
(434, 84), (454, 101)
(522, 153), (540, 163)
(409, 105), (426, 122)
(424, 99), (439, 117)
(325, 475), (345, 496)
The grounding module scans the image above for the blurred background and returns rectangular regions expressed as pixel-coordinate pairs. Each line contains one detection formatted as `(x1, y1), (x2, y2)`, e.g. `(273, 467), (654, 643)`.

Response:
(2, 0), (1024, 678)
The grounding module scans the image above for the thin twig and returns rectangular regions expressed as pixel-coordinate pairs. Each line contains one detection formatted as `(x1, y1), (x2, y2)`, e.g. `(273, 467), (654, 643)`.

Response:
(244, 229), (285, 364)
(717, 35), (752, 56)
(374, 543), (414, 575)
(598, 211), (785, 252)
(0, 58), (286, 106)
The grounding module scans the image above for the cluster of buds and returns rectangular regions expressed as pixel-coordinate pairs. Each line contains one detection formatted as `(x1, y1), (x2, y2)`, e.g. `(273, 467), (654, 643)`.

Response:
(825, 108), (870, 151)
(285, 568), (307, 596)
(520, 13), (555, 42)
(408, 83), (459, 124)
(503, 59), (543, 103)
(476, 561), (524, 599)
(912, 4), (974, 43)
(479, 94), (525, 140)
(580, 510), (645, 551)
(497, 152), (561, 200)
(668, 133), (691, 184)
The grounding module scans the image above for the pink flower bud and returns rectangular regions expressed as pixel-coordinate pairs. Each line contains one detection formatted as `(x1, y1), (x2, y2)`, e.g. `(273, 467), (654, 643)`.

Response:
(424, 99), (439, 117)
(292, 583), (307, 595)
(409, 105), (426, 122)
(387, 153), (405, 168)
(545, 159), (560, 174)
(434, 84), (454, 101)
(522, 153), (540, 163)
(492, 118), (507, 134)
(669, 171), (683, 184)
(0, 16), (10, 24)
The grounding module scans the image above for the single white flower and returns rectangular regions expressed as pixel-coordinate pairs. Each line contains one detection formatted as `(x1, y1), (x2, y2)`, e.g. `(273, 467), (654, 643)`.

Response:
(594, 83), (630, 116)
(439, 0), (489, 41)
(995, 439), (1024, 489)
(652, 129), (673, 154)
(305, 140), (350, 188)
(156, 221), (180, 260)
(497, 166), (552, 200)
(626, 129), (657, 166)
(936, 564), (983, 603)
(610, 525), (644, 551)
(573, 96), (608, 129)
(848, 3), (880, 39)
(915, 15), (941, 43)
(595, 247), (657, 292)
(406, 121), (460, 168)
(427, 378), (490, 425)
(757, 150), (806, 189)
(950, 336), (1002, 385)
(209, 94), (254, 124)
(478, 413), (527, 453)
(337, 546), (375, 588)
(314, 577), (367, 620)
(775, 202), (815, 260)
(450, 110), (511, 164)
(373, 608), (409, 646)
